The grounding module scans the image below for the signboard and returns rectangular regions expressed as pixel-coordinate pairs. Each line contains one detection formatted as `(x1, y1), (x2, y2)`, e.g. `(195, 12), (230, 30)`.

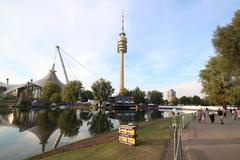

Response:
(119, 125), (137, 146)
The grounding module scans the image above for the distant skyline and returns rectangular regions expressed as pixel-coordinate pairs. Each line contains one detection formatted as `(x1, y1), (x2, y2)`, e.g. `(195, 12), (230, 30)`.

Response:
(1, 1), (240, 98)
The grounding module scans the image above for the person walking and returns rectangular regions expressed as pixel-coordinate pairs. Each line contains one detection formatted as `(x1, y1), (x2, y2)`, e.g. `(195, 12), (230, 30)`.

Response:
(223, 108), (227, 118)
(209, 110), (215, 123)
(197, 109), (202, 123)
(217, 108), (224, 124)
(201, 110), (206, 123)
(232, 109), (237, 120)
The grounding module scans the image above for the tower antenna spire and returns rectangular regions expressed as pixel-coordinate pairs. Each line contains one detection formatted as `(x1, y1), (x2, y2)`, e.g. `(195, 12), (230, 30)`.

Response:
(121, 9), (125, 33)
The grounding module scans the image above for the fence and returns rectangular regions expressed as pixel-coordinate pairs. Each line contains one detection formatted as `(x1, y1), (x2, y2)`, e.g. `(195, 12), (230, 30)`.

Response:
(173, 113), (194, 160)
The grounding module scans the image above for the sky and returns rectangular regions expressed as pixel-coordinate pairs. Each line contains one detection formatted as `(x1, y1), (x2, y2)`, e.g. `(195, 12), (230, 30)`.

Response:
(0, 0), (240, 98)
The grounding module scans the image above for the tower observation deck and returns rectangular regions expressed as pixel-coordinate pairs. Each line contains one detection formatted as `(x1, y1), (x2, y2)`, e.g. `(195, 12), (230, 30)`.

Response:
(117, 10), (127, 92)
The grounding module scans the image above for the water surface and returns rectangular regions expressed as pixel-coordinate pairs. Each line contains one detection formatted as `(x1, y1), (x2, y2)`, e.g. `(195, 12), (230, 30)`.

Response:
(0, 107), (162, 160)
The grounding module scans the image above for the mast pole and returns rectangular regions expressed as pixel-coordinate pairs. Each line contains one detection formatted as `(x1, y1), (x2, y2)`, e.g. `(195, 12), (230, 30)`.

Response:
(56, 46), (69, 83)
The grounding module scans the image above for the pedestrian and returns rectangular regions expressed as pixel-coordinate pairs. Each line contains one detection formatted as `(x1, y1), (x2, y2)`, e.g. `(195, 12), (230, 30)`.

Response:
(197, 109), (202, 123)
(223, 108), (227, 118)
(201, 110), (206, 123)
(209, 110), (215, 123)
(217, 108), (224, 124)
(232, 109), (237, 120)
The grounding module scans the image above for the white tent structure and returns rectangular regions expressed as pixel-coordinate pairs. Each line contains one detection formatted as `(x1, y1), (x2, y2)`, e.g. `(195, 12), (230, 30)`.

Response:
(0, 64), (64, 98)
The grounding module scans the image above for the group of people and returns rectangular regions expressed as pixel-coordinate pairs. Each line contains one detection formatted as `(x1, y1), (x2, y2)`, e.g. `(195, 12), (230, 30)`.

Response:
(196, 107), (233, 125)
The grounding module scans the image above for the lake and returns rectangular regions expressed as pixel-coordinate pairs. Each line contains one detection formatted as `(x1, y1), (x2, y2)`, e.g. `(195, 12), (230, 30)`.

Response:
(0, 107), (163, 160)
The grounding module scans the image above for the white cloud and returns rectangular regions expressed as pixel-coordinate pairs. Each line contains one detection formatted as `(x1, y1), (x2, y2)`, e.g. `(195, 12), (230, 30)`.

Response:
(0, 1), (238, 96)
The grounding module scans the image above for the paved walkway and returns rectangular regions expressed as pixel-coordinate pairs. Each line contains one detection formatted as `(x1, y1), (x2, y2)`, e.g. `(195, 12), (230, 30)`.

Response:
(183, 115), (240, 160)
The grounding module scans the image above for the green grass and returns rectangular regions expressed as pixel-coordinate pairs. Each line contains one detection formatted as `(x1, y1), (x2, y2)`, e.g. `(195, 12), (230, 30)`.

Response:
(37, 119), (171, 160)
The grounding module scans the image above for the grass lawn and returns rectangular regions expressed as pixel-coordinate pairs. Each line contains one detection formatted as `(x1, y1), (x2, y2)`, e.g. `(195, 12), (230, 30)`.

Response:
(37, 119), (171, 160)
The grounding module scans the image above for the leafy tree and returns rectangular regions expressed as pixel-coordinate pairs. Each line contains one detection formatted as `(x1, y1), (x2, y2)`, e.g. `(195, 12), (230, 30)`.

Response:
(132, 87), (146, 104)
(41, 82), (62, 102)
(179, 96), (191, 105)
(62, 80), (83, 105)
(91, 78), (114, 107)
(146, 90), (164, 104)
(50, 93), (61, 104)
(80, 90), (94, 102)
(170, 96), (178, 106)
(119, 88), (132, 96)
(164, 99), (169, 105)
(192, 95), (202, 105)
(199, 56), (233, 107)
(201, 9), (240, 106)
(212, 10), (240, 72)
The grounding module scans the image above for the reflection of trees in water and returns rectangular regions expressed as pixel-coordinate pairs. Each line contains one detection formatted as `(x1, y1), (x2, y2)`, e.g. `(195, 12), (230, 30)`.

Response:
(58, 110), (82, 137)
(88, 111), (113, 136)
(80, 111), (92, 121)
(37, 110), (58, 132)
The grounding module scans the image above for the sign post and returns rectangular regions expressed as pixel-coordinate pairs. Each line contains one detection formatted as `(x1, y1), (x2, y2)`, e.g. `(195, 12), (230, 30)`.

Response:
(119, 125), (137, 146)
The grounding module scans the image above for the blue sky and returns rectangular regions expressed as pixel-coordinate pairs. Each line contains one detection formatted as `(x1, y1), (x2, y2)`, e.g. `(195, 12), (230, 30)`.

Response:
(0, 0), (240, 97)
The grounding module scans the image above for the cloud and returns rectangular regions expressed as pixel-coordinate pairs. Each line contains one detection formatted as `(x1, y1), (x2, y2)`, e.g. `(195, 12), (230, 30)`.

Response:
(0, 1), (239, 96)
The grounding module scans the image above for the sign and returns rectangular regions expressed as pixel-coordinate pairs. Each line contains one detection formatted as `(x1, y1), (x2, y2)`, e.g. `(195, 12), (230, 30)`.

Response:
(119, 125), (137, 146)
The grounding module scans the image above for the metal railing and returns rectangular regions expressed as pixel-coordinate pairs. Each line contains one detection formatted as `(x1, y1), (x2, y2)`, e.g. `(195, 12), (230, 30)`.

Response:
(173, 113), (194, 160)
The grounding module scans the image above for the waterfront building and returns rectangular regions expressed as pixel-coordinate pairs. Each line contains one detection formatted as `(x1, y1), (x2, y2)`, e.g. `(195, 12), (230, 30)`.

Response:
(0, 64), (64, 98)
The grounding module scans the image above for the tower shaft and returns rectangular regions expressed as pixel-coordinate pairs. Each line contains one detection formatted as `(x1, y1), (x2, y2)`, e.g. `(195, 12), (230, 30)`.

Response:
(117, 10), (127, 92)
(120, 52), (124, 90)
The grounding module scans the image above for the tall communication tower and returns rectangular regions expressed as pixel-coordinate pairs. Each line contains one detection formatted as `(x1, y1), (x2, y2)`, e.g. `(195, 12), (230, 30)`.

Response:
(117, 10), (127, 92)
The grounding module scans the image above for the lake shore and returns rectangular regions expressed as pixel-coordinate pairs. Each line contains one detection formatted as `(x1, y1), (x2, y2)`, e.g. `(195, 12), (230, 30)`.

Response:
(27, 118), (172, 160)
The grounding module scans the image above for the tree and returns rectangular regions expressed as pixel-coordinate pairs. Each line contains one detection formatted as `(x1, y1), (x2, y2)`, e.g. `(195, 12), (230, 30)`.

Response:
(179, 96), (191, 105)
(192, 95), (202, 105)
(50, 93), (61, 104)
(204, 9), (240, 106)
(170, 96), (178, 106)
(62, 80), (83, 105)
(80, 90), (94, 102)
(199, 56), (233, 107)
(132, 87), (146, 104)
(91, 78), (114, 107)
(212, 10), (240, 72)
(119, 88), (132, 96)
(41, 82), (62, 102)
(146, 90), (164, 104)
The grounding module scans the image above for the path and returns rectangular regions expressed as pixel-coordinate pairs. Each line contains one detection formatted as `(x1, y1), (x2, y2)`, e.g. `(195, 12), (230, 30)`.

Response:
(183, 115), (240, 160)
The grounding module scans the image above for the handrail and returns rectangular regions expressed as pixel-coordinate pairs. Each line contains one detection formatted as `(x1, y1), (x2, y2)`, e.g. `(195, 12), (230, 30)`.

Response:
(174, 113), (193, 160)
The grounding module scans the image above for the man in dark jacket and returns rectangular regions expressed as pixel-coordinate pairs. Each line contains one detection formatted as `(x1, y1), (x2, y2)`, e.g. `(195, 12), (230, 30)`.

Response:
(217, 108), (224, 124)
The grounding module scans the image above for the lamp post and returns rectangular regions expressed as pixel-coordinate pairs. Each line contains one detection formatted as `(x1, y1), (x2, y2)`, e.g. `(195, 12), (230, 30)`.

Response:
(27, 81), (30, 100)
(30, 79), (33, 99)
